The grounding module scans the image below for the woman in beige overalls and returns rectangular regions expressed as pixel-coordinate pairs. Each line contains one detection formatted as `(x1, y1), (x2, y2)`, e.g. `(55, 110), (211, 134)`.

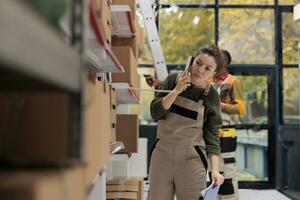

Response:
(149, 45), (225, 200)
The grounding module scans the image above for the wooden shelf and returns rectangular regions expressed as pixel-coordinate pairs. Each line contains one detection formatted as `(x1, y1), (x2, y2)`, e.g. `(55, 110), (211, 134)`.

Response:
(110, 83), (139, 104)
(0, 1), (81, 93)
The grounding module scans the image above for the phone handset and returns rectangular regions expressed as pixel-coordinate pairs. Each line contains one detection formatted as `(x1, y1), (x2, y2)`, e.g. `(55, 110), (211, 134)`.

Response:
(184, 56), (194, 76)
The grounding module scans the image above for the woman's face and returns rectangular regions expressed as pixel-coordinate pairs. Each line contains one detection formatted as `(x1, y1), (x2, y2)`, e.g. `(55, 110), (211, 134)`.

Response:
(190, 53), (217, 85)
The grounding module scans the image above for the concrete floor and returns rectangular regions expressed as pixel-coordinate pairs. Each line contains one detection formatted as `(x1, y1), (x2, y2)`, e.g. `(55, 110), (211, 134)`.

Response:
(143, 180), (291, 200)
(143, 189), (291, 200)
(239, 189), (291, 200)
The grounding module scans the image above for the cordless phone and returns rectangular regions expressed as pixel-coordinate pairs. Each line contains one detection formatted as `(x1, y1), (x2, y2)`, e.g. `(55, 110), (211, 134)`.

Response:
(185, 56), (194, 76)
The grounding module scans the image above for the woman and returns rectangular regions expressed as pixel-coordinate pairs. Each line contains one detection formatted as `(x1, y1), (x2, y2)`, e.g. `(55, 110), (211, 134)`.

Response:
(149, 44), (225, 200)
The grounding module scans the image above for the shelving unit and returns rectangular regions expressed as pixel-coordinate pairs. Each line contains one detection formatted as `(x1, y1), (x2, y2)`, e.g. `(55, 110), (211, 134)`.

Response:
(84, 0), (125, 73)
(87, 142), (124, 200)
(0, 0), (143, 199)
(0, 0), (81, 93)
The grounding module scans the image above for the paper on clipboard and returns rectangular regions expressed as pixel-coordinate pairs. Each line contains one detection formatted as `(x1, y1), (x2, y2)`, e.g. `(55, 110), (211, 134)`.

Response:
(201, 183), (220, 200)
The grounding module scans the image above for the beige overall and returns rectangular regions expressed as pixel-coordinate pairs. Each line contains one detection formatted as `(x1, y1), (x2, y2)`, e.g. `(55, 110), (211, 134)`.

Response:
(148, 85), (211, 200)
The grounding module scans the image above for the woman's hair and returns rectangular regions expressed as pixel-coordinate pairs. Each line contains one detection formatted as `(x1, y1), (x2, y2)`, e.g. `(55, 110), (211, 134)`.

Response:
(193, 44), (224, 75)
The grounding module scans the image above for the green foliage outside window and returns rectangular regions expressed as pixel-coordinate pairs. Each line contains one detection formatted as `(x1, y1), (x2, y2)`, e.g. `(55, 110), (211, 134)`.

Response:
(283, 69), (300, 124)
(219, 9), (275, 64)
(159, 8), (214, 63)
(279, 0), (300, 5)
(138, 2), (299, 125)
(282, 13), (300, 64)
(219, 0), (273, 4)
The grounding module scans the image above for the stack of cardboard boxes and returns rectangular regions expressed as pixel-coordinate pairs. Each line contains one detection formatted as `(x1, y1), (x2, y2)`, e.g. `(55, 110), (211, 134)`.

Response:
(0, 73), (117, 200)
(106, 177), (144, 200)
(83, 73), (115, 184)
(111, 0), (144, 100)
(0, 0), (145, 199)
(108, 1), (145, 199)
(0, 93), (87, 200)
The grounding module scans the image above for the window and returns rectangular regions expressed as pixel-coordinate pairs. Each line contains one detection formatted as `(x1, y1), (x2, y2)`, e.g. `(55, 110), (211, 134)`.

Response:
(130, 67), (156, 124)
(219, 9), (275, 64)
(279, 0), (300, 5)
(139, 29), (154, 64)
(283, 68), (300, 124)
(282, 13), (300, 65)
(234, 75), (269, 181)
(159, 8), (214, 64)
(219, 0), (273, 5)
(236, 76), (268, 125)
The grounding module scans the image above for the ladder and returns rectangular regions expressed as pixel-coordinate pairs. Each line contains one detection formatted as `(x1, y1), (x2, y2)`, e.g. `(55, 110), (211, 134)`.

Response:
(137, 0), (168, 81)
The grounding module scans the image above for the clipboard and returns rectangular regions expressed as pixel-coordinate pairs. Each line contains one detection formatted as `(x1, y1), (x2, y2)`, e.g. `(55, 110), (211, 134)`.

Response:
(201, 182), (220, 200)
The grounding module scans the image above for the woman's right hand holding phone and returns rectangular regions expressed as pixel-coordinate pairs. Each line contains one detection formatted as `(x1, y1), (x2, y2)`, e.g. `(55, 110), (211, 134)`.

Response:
(174, 71), (191, 93)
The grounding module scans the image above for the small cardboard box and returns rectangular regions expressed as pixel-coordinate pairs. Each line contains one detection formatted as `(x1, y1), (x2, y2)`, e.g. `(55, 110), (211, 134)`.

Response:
(112, 36), (138, 59)
(111, 46), (138, 84)
(131, 71), (140, 100)
(116, 114), (139, 153)
(107, 177), (144, 200)
(112, 0), (136, 20)
(92, 0), (112, 45)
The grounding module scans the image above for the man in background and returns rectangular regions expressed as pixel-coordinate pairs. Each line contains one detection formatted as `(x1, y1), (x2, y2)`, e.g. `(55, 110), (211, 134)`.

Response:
(212, 50), (245, 200)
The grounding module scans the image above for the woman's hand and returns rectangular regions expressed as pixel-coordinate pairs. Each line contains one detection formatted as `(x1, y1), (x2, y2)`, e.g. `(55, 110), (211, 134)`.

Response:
(174, 72), (191, 93)
(211, 171), (224, 186)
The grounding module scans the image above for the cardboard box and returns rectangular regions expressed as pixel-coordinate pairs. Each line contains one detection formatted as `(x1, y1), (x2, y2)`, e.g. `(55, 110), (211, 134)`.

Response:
(0, 165), (86, 200)
(106, 191), (137, 199)
(107, 184), (139, 192)
(93, 0), (112, 45)
(116, 115), (139, 153)
(112, 0), (136, 20)
(130, 71), (140, 100)
(0, 92), (74, 165)
(107, 177), (144, 200)
(84, 74), (111, 183)
(98, 14), (112, 46)
(112, 36), (138, 58)
(111, 46), (138, 84)
(110, 86), (117, 143)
